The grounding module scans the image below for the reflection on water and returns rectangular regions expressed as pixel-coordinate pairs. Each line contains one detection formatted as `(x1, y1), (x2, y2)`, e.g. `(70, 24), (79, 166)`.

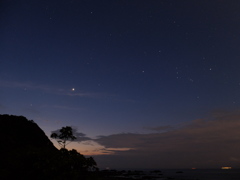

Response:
(159, 169), (240, 180)
(106, 169), (240, 180)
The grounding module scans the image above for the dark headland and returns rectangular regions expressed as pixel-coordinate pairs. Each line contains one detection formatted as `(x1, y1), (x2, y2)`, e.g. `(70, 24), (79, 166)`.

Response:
(2, 114), (239, 180)
(1, 114), (162, 180)
(0, 114), (99, 180)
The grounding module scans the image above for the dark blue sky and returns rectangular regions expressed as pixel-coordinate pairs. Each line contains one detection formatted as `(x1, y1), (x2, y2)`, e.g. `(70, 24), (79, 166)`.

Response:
(1, 0), (240, 169)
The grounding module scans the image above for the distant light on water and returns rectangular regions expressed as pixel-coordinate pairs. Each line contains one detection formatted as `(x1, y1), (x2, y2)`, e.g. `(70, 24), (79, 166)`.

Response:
(221, 167), (232, 169)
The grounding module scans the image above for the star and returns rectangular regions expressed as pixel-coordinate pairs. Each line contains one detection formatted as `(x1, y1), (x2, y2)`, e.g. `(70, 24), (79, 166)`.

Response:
(72, 88), (75, 91)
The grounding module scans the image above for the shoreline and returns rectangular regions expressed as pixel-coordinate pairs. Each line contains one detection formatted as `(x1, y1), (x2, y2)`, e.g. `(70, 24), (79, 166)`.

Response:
(96, 169), (240, 180)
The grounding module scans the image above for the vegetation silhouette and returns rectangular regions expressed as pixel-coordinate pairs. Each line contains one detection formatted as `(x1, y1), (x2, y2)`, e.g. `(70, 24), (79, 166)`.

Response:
(0, 114), (166, 180)
(51, 126), (77, 149)
(0, 114), (98, 180)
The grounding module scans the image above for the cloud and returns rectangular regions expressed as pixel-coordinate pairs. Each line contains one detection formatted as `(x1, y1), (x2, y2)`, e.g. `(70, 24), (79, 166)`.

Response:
(0, 80), (104, 98)
(0, 80), (59, 93)
(144, 125), (174, 132)
(93, 110), (240, 169)
(65, 92), (105, 98)
(50, 105), (85, 111)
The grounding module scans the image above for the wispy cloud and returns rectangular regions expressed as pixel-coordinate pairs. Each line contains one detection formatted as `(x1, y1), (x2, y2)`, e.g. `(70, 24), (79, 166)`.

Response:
(0, 80), (64, 93)
(93, 147), (134, 155)
(144, 125), (174, 132)
(0, 80), (105, 98)
(64, 91), (107, 98)
(50, 105), (85, 111)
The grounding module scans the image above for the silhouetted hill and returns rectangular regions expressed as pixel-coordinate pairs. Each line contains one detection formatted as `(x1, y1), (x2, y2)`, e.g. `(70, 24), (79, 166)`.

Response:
(0, 114), (57, 151)
(0, 114), (98, 180)
(0, 114), (59, 179)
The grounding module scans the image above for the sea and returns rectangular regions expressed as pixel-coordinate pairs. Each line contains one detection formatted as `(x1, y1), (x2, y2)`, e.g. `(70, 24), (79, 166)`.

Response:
(157, 169), (240, 180)
(107, 168), (240, 180)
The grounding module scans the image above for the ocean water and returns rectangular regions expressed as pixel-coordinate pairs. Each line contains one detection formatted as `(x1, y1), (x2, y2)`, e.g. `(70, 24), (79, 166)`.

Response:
(160, 169), (240, 180)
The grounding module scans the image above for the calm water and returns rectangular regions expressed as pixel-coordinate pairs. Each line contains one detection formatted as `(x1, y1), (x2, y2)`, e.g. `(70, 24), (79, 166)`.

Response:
(160, 169), (240, 180)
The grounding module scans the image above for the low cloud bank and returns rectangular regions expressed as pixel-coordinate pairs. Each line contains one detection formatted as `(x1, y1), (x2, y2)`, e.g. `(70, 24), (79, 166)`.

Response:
(93, 110), (240, 169)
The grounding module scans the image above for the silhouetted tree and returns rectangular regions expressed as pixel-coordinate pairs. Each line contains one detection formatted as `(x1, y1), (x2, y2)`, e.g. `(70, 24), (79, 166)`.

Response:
(86, 156), (98, 171)
(51, 126), (76, 149)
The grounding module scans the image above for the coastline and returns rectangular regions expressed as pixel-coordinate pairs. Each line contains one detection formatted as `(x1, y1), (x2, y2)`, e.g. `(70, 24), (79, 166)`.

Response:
(97, 169), (240, 180)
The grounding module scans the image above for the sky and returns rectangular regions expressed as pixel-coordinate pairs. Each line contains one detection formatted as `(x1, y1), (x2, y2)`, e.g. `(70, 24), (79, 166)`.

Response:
(1, 0), (240, 169)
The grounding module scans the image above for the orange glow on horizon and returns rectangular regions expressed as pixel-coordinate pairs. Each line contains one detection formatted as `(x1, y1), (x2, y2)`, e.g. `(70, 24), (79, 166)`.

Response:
(51, 140), (132, 156)
(221, 167), (232, 169)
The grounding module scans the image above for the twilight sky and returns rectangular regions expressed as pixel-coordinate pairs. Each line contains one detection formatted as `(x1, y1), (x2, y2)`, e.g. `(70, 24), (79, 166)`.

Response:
(1, 0), (240, 169)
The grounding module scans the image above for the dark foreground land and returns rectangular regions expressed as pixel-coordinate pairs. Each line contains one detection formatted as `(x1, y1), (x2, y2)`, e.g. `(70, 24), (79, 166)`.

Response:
(0, 114), (98, 179)
(0, 114), (180, 180)
(1, 114), (239, 180)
